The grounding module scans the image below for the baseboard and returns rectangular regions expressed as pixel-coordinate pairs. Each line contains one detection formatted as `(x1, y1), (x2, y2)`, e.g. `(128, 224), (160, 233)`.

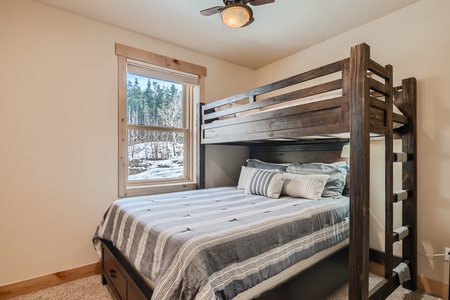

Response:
(370, 261), (448, 299)
(0, 261), (101, 300)
(418, 274), (448, 300)
(0, 261), (447, 300)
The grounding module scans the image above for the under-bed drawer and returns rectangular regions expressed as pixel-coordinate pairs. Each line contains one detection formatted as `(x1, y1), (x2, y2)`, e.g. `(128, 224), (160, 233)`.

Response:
(103, 245), (127, 299)
(101, 240), (152, 300)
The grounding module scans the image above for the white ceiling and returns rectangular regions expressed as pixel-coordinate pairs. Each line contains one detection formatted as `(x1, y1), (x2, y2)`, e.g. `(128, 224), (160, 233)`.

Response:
(32, 0), (420, 69)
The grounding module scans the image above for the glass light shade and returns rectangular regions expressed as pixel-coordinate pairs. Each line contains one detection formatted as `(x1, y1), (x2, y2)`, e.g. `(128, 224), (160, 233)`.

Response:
(221, 5), (251, 28)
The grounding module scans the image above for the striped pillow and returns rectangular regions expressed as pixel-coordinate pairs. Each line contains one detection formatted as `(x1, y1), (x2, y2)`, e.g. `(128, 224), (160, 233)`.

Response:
(237, 166), (278, 190)
(281, 173), (330, 200)
(286, 162), (348, 198)
(245, 169), (285, 199)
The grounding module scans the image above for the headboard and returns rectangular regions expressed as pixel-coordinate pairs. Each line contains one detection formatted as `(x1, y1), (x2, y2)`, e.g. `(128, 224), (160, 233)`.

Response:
(248, 140), (349, 165)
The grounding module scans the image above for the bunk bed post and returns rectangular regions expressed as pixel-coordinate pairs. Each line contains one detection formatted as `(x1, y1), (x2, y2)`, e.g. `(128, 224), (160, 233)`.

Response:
(197, 102), (206, 189)
(396, 78), (418, 291)
(384, 64), (394, 281)
(348, 43), (371, 300)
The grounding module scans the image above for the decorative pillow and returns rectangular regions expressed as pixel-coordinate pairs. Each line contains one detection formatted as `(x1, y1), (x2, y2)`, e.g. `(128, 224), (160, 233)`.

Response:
(246, 159), (288, 172)
(286, 162), (348, 198)
(281, 173), (329, 200)
(245, 169), (285, 199)
(237, 166), (279, 189)
(237, 166), (254, 189)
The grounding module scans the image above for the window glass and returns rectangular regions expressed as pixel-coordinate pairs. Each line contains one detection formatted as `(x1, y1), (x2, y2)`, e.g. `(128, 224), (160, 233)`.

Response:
(126, 73), (188, 182)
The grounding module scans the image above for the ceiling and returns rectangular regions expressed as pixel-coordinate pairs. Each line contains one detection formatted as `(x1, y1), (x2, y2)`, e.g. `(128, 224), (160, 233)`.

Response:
(32, 0), (420, 69)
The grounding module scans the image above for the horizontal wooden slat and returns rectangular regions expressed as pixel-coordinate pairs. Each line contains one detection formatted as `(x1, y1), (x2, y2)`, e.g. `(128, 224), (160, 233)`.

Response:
(203, 97), (344, 130)
(115, 43), (207, 77)
(393, 113), (409, 125)
(204, 107), (343, 140)
(370, 97), (409, 125)
(204, 79), (342, 122)
(127, 124), (187, 133)
(369, 77), (390, 95)
(203, 60), (344, 110)
(369, 273), (400, 299)
(203, 124), (349, 144)
(370, 97), (388, 110)
(369, 106), (387, 134)
(369, 60), (391, 79)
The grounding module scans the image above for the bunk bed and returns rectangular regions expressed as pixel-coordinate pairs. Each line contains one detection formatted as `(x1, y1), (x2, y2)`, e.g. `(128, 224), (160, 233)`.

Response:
(93, 43), (417, 300)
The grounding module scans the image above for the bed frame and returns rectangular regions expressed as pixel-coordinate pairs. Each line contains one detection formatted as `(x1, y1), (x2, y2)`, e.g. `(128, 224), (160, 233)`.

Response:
(101, 43), (417, 299)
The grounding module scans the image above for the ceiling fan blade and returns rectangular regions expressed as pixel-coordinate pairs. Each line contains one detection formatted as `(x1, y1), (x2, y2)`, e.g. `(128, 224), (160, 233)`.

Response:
(247, 0), (275, 6)
(200, 6), (223, 16)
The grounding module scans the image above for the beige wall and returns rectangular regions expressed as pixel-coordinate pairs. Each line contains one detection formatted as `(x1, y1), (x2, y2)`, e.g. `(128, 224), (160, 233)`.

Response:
(255, 0), (450, 285)
(2, 0), (449, 289)
(0, 0), (255, 285)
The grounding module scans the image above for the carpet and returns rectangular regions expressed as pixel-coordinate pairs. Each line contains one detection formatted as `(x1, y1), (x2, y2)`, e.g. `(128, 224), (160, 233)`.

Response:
(9, 274), (442, 300)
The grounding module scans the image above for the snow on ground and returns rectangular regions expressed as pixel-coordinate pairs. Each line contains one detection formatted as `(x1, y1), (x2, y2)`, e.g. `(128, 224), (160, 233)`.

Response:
(128, 142), (184, 180)
(128, 156), (184, 180)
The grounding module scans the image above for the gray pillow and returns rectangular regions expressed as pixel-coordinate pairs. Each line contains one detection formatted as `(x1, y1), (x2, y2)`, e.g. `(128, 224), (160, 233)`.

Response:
(286, 162), (348, 198)
(246, 159), (288, 172)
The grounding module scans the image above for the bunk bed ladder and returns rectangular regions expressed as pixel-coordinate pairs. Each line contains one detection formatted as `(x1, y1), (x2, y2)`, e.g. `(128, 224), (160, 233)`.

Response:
(370, 77), (418, 299)
(395, 77), (418, 292)
(348, 43), (417, 299)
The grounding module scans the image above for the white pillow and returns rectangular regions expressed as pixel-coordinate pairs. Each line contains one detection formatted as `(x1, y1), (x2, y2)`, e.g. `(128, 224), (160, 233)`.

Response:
(281, 173), (329, 200)
(244, 169), (285, 199)
(286, 162), (348, 198)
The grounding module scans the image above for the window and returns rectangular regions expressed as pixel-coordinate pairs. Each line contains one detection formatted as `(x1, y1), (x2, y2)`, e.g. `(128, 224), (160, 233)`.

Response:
(116, 44), (206, 197)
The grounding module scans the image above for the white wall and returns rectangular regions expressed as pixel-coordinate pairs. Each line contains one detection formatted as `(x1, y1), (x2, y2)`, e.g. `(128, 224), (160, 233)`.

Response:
(255, 0), (450, 285)
(0, 0), (255, 285)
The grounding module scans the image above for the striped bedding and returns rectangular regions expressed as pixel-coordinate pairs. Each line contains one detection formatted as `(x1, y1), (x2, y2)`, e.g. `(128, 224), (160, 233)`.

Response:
(93, 187), (349, 300)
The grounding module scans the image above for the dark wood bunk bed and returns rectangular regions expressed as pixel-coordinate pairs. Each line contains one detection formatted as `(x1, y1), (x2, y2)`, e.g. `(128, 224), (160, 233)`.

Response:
(96, 43), (417, 300)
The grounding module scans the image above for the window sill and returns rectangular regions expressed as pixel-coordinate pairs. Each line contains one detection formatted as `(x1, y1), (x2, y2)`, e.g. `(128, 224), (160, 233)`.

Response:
(120, 182), (198, 198)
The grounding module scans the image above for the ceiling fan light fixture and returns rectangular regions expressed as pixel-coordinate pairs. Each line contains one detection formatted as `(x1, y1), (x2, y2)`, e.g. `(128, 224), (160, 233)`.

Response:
(220, 4), (252, 28)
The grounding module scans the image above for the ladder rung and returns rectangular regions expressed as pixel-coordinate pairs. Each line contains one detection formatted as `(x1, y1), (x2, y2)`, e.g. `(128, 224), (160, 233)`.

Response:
(393, 152), (412, 162)
(393, 225), (410, 242)
(393, 261), (411, 284)
(393, 190), (409, 202)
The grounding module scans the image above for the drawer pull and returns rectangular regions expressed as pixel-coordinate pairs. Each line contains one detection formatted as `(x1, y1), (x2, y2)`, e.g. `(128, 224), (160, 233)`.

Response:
(109, 269), (117, 279)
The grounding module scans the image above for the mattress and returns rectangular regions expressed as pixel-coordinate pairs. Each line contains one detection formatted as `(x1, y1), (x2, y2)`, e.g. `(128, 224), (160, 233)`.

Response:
(93, 187), (349, 300)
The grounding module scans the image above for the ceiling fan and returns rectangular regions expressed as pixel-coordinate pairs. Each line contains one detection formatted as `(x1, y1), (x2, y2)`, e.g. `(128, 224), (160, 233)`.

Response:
(200, 0), (275, 28)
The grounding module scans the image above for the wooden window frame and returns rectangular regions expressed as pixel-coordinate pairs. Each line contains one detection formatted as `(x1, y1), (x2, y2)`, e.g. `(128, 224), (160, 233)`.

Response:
(116, 43), (207, 197)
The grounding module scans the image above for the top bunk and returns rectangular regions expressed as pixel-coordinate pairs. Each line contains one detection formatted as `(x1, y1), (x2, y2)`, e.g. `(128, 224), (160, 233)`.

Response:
(200, 43), (413, 146)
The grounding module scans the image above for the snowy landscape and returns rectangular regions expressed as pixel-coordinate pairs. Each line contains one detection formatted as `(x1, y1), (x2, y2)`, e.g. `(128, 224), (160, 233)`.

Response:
(128, 141), (184, 180)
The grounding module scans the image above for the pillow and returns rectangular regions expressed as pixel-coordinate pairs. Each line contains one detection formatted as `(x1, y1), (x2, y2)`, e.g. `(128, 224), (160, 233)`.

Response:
(237, 166), (254, 189)
(286, 162), (348, 198)
(237, 166), (279, 189)
(246, 159), (288, 172)
(245, 169), (285, 199)
(281, 173), (329, 200)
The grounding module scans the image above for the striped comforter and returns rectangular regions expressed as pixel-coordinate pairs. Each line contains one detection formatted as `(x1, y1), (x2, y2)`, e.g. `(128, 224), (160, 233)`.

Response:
(93, 187), (349, 300)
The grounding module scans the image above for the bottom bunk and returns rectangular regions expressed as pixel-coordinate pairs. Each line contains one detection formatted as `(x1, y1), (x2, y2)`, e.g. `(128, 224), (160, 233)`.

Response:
(100, 237), (349, 300)
(93, 185), (350, 300)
